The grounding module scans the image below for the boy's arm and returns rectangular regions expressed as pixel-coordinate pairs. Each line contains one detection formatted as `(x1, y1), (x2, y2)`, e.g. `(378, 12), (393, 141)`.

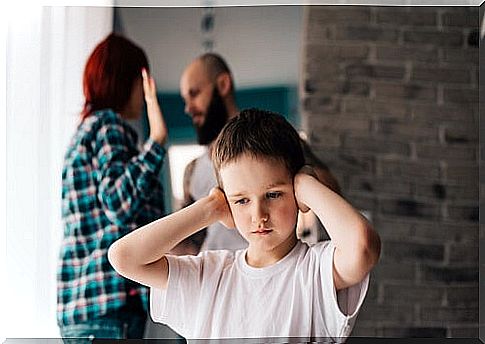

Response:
(300, 138), (341, 195)
(108, 188), (232, 289)
(294, 169), (381, 291)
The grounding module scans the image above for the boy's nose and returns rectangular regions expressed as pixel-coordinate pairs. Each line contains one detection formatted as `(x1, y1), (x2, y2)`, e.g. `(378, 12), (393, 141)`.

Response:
(251, 203), (269, 226)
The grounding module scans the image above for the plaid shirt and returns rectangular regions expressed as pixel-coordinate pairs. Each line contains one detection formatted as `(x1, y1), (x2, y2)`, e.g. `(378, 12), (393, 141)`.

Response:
(57, 109), (166, 326)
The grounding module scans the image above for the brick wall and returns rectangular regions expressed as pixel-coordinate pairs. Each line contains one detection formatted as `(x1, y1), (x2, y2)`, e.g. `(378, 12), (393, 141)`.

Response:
(301, 6), (479, 337)
(479, 5), (485, 341)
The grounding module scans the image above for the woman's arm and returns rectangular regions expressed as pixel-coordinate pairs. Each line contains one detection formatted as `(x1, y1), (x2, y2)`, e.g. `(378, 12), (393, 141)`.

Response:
(96, 129), (165, 227)
(108, 187), (233, 289)
(96, 70), (167, 227)
(294, 168), (381, 290)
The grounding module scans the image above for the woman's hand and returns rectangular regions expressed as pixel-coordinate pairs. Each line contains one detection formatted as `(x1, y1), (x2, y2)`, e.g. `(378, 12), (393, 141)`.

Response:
(208, 187), (236, 229)
(142, 68), (158, 105)
(142, 68), (168, 146)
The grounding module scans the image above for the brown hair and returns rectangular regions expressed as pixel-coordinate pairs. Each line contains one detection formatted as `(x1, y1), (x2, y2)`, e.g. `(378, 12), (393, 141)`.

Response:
(212, 108), (304, 186)
(81, 33), (149, 119)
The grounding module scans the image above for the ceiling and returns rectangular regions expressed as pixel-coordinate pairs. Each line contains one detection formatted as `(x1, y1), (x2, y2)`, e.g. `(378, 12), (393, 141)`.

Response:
(116, 6), (304, 92)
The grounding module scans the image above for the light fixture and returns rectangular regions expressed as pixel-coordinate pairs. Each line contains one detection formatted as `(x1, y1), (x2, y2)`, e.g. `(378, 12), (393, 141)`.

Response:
(200, 2), (215, 52)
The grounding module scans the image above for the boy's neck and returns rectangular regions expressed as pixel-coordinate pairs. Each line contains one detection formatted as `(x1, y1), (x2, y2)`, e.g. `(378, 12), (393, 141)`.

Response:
(245, 233), (298, 268)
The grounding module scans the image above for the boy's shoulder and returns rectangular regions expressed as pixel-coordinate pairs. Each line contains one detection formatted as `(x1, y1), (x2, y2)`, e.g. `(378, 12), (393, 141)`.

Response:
(169, 249), (239, 270)
(301, 240), (335, 265)
(306, 239), (333, 254)
(199, 248), (239, 261)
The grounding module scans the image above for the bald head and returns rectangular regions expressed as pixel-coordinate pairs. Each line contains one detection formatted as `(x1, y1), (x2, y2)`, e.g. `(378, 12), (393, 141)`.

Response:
(180, 53), (239, 145)
(196, 53), (234, 91)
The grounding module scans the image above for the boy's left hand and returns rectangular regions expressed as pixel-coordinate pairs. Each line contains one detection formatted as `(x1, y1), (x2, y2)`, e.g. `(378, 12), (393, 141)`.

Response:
(294, 165), (318, 213)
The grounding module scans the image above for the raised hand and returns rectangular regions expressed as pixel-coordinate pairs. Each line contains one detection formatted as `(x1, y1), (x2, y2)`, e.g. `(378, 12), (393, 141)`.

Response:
(294, 165), (318, 213)
(142, 68), (168, 146)
(208, 187), (236, 229)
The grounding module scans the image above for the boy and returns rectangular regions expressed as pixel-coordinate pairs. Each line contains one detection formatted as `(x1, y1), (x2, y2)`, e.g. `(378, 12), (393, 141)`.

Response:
(108, 108), (381, 342)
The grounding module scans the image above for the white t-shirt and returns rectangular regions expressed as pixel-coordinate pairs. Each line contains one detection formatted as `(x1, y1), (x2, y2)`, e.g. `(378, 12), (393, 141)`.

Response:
(150, 240), (369, 341)
(189, 150), (248, 251)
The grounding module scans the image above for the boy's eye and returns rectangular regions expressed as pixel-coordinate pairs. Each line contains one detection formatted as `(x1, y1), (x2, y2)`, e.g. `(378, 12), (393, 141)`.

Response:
(266, 191), (282, 199)
(235, 198), (249, 205)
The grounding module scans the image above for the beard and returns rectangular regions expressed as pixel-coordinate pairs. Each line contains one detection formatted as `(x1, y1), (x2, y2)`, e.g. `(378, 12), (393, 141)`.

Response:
(195, 87), (229, 145)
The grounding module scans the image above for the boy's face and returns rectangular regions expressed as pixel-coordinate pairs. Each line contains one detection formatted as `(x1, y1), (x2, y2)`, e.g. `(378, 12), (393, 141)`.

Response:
(220, 154), (298, 261)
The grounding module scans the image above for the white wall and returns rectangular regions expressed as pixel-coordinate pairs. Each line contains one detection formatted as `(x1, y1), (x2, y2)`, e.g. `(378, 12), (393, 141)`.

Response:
(116, 6), (303, 91)
(5, 5), (113, 338)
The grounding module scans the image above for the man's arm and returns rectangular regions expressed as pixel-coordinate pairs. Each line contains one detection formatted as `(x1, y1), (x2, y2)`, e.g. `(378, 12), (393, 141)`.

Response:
(294, 169), (381, 291)
(108, 188), (230, 289)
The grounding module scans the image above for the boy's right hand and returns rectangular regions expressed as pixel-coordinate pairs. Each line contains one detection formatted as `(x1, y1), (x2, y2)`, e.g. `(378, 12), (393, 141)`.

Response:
(208, 187), (236, 229)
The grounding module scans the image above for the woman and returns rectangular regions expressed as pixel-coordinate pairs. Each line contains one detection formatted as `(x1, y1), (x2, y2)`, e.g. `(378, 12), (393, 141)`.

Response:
(57, 33), (167, 340)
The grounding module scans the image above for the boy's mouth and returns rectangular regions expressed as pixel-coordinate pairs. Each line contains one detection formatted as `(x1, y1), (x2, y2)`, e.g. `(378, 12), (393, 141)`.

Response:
(252, 229), (273, 235)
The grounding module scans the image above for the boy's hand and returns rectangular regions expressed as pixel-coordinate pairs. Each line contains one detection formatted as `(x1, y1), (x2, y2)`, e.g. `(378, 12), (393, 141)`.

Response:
(294, 165), (318, 213)
(208, 187), (236, 229)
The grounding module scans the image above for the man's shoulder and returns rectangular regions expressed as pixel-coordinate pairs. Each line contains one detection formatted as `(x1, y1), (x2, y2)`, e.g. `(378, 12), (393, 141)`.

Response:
(184, 157), (198, 178)
(184, 150), (210, 177)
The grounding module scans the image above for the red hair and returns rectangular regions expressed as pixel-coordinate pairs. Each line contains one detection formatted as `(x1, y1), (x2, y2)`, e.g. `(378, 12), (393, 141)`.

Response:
(81, 33), (149, 119)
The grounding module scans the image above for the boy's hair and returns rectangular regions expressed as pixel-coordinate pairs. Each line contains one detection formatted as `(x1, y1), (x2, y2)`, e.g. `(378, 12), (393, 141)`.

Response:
(212, 108), (304, 186)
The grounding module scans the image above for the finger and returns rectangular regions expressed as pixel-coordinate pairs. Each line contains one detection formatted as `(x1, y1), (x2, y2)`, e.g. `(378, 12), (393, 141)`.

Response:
(299, 203), (310, 213)
(142, 69), (150, 91)
(149, 77), (156, 92)
(225, 199), (236, 229)
(209, 186), (221, 198)
(229, 215), (236, 229)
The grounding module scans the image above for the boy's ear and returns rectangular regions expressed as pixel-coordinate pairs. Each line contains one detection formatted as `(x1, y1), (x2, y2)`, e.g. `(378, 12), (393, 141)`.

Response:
(216, 73), (231, 97)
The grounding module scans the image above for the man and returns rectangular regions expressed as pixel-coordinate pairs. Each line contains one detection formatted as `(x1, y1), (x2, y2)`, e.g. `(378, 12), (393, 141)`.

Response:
(177, 53), (340, 252)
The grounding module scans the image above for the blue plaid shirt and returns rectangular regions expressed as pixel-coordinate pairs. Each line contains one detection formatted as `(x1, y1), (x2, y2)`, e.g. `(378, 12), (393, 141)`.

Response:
(57, 109), (166, 326)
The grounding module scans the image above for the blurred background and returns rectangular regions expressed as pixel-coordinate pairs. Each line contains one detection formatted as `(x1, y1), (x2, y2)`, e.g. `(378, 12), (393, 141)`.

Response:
(3, 1), (482, 340)
(114, 6), (303, 213)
